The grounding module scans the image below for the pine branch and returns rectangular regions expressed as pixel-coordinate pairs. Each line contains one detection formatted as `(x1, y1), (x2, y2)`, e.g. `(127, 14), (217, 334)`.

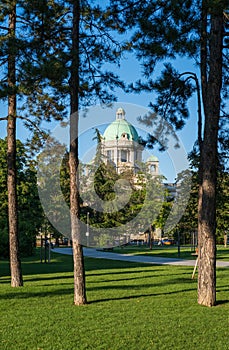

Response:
(17, 115), (42, 134)
(0, 115), (44, 135)
(0, 25), (10, 31)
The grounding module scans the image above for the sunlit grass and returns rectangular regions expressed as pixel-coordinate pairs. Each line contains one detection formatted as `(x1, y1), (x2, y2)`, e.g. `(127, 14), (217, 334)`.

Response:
(113, 245), (229, 260)
(0, 251), (228, 350)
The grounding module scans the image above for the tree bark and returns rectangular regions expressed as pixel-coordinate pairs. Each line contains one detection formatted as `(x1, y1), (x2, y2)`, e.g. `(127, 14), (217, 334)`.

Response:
(198, 5), (223, 307)
(69, 0), (87, 305)
(7, 3), (23, 287)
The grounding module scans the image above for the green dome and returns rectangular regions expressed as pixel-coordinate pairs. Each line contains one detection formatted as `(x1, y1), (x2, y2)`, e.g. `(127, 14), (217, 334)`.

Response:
(147, 155), (159, 162)
(103, 119), (139, 142)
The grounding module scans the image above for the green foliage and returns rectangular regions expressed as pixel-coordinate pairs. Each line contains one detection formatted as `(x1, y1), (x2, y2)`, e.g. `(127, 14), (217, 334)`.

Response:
(81, 160), (165, 239)
(94, 162), (119, 202)
(173, 170), (199, 243)
(82, 161), (140, 228)
(37, 139), (70, 240)
(149, 64), (195, 129)
(0, 138), (43, 258)
(0, 1), (127, 156)
(216, 171), (229, 240)
(68, 131), (170, 240)
(60, 151), (70, 206)
(14, 1), (125, 117)
(110, 0), (228, 151)
(153, 195), (173, 231)
(174, 161), (229, 244)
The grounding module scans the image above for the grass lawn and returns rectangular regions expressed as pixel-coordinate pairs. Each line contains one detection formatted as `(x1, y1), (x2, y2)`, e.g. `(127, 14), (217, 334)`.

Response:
(112, 245), (229, 261)
(0, 251), (228, 350)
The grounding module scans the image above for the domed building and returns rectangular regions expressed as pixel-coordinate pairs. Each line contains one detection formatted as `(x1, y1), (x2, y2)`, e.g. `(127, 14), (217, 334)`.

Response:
(101, 108), (159, 175)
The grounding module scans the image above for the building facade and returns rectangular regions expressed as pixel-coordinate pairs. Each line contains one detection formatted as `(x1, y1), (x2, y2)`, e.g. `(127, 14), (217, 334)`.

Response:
(101, 107), (159, 176)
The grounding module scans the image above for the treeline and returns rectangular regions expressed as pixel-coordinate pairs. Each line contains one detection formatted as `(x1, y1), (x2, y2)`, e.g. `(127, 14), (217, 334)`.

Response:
(0, 139), (42, 258)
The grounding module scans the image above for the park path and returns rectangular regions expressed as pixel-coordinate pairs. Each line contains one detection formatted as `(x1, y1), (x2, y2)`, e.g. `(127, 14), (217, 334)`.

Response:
(52, 247), (229, 268)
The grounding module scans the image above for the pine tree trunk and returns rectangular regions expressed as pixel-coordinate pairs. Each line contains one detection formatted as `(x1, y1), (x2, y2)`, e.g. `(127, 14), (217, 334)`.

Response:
(198, 7), (223, 307)
(69, 0), (87, 305)
(8, 3), (23, 287)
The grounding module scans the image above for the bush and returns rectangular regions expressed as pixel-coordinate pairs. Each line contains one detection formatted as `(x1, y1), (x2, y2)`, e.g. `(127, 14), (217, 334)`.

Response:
(0, 227), (9, 259)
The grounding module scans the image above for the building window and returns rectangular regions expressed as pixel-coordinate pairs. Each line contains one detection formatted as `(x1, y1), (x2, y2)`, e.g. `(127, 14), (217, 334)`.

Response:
(107, 150), (114, 161)
(121, 133), (128, 139)
(151, 164), (156, 172)
(121, 150), (127, 162)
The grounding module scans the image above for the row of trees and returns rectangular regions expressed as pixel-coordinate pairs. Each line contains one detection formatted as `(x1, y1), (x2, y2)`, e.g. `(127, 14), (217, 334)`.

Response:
(0, 1), (228, 307)
(0, 138), (43, 258)
(174, 166), (229, 245)
(0, 138), (227, 254)
(1, 136), (227, 257)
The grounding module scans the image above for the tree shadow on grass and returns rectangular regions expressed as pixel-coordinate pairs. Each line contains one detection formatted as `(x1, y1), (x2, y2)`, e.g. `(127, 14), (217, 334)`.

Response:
(0, 274), (74, 286)
(0, 273), (196, 301)
(87, 274), (171, 284)
(0, 283), (196, 303)
(216, 299), (229, 306)
(88, 287), (196, 304)
(16, 268), (192, 288)
(86, 275), (195, 291)
(1, 256), (193, 291)
(24, 274), (73, 283)
(87, 268), (192, 278)
(0, 287), (74, 301)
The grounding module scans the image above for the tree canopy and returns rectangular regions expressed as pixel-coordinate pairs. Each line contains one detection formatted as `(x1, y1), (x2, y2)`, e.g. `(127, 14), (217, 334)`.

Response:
(0, 138), (43, 258)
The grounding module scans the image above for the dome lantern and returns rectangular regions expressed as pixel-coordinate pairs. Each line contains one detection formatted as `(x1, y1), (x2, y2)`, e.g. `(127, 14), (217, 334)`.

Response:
(103, 109), (139, 142)
(116, 107), (126, 120)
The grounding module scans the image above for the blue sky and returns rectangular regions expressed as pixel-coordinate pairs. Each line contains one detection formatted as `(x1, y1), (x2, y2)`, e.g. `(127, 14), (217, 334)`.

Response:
(0, 53), (199, 183)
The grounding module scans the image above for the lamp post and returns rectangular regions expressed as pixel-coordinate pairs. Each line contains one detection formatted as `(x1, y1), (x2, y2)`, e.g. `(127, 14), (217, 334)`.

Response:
(86, 212), (90, 246)
(116, 134), (119, 173)
(177, 229), (180, 258)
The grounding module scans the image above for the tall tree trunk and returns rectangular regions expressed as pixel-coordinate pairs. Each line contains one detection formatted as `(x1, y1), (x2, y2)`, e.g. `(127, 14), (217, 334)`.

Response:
(69, 0), (87, 305)
(198, 5), (223, 307)
(7, 3), (23, 287)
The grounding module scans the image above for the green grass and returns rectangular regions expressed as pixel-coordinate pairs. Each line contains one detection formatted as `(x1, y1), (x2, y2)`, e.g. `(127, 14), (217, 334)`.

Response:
(0, 251), (229, 350)
(113, 245), (229, 260)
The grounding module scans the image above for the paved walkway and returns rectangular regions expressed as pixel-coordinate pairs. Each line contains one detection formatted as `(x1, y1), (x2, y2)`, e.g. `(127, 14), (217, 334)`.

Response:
(52, 247), (229, 268)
